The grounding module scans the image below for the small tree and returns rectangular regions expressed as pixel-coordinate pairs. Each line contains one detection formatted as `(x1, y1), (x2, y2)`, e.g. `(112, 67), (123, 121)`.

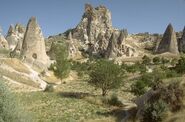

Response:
(50, 42), (70, 80)
(88, 59), (124, 96)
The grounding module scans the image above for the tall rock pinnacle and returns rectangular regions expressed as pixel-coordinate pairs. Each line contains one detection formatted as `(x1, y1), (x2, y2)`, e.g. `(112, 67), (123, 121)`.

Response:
(156, 24), (179, 54)
(21, 17), (49, 68)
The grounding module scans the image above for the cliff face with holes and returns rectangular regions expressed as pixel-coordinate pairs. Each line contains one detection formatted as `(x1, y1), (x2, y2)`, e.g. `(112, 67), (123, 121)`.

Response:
(20, 17), (49, 69)
(63, 4), (139, 59)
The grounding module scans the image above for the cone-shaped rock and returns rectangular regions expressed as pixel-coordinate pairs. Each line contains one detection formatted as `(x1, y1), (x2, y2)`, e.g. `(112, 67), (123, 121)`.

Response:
(105, 33), (117, 58)
(20, 17), (49, 68)
(156, 24), (179, 54)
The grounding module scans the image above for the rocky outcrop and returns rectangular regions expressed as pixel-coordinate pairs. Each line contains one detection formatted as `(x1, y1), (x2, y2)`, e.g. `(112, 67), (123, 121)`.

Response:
(20, 17), (49, 69)
(156, 24), (179, 54)
(178, 27), (185, 52)
(67, 4), (137, 58)
(6, 24), (25, 50)
(0, 34), (8, 49)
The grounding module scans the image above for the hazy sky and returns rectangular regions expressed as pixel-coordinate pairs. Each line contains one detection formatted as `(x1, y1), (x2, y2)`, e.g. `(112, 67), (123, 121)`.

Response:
(0, 0), (185, 37)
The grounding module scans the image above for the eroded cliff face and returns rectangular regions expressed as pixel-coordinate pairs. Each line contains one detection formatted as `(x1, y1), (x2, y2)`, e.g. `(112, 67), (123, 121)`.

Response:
(63, 4), (138, 59)
(6, 24), (25, 50)
(156, 24), (179, 54)
(178, 27), (185, 53)
(20, 17), (49, 69)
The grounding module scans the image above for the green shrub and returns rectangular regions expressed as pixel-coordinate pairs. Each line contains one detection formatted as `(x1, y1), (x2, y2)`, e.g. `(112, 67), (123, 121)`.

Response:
(44, 84), (54, 92)
(160, 81), (184, 112)
(153, 57), (161, 64)
(141, 99), (168, 122)
(0, 79), (33, 122)
(88, 59), (124, 96)
(142, 55), (151, 65)
(131, 80), (148, 96)
(108, 94), (123, 106)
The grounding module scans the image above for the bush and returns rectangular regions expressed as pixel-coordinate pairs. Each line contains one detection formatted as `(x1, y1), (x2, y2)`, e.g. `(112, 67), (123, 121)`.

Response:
(131, 80), (148, 96)
(141, 99), (168, 122)
(88, 59), (124, 96)
(107, 94), (123, 107)
(160, 81), (184, 112)
(44, 84), (54, 92)
(153, 57), (161, 64)
(0, 79), (33, 122)
(142, 55), (151, 65)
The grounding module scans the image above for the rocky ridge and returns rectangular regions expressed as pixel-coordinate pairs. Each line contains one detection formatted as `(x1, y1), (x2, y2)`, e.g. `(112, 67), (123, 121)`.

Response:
(64, 4), (139, 59)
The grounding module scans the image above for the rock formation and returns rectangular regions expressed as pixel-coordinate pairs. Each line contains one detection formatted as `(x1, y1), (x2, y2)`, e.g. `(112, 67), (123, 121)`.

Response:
(20, 17), (49, 69)
(156, 24), (179, 54)
(65, 4), (137, 58)
(6, 24), (25, 50)
(0, 33), (8, 49)
(178, 26), (185, 52)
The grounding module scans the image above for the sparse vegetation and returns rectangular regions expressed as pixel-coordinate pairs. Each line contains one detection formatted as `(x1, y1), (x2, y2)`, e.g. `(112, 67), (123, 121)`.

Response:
(0, 78), (33, 122)
(141, 99), (168, 122)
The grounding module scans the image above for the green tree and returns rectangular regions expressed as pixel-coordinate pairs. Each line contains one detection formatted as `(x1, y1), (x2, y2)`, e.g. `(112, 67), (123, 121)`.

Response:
(88, 60), (124, 96)
(50, 42), (70, 80)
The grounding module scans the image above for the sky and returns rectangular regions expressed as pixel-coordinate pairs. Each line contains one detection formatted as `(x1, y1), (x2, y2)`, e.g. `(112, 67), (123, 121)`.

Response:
(0, 0), (185, 37)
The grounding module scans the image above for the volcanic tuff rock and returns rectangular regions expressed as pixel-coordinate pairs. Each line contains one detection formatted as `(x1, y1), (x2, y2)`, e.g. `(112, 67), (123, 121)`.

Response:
(0, 33), (8, 49)
(67, 4), (138, 58)
(156, 24), (179, 54)
(6, 24), (25, 50)
(20, 17), (49, 69)
(178, 27), (185, 52)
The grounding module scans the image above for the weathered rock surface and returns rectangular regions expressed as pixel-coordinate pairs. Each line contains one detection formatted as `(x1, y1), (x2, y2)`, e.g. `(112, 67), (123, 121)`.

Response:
(20, 17), (49, 69)
(178, 27), (185, 52)
(156, 24), (179, 54)
(65, 4), (138, 59)
(6, 24), (25, 50)
(0, 33), (9, 49)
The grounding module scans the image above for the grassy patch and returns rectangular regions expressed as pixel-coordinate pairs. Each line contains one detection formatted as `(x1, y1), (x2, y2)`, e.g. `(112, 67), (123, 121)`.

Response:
(16, 92), (111, 122)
